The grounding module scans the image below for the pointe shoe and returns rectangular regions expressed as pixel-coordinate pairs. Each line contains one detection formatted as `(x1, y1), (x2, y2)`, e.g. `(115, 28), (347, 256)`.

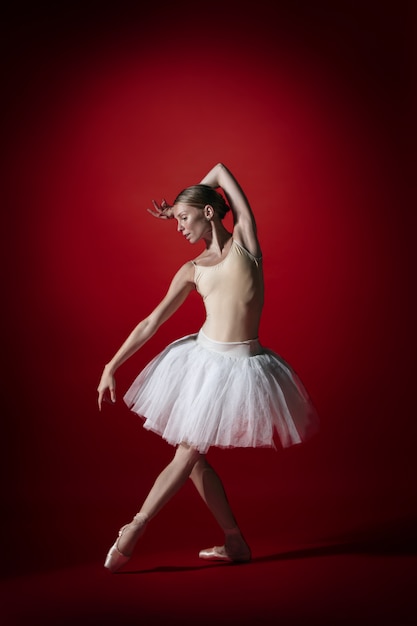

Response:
(104, 540), (130, 573)
(104, 514), (148, 573)
(199, 545), (251, 563)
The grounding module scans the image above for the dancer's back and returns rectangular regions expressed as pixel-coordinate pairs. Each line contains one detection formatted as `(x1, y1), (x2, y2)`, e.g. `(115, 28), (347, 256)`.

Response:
(193, 239), (264, 343)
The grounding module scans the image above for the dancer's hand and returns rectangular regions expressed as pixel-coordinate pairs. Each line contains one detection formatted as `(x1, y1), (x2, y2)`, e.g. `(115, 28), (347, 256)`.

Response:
(97, 367), (116, 410)
(147, 198), (174, 220)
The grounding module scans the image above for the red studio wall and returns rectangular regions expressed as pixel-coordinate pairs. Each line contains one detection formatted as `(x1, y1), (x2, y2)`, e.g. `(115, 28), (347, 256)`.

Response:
(3, 2), (415, 572)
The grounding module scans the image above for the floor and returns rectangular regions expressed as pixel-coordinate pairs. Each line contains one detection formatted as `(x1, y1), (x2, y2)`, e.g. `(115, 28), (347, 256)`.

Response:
(3, 534), (416, 626)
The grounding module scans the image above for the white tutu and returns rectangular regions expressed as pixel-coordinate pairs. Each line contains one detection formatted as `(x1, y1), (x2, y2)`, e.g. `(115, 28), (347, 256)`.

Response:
(123, 330), (319, 454)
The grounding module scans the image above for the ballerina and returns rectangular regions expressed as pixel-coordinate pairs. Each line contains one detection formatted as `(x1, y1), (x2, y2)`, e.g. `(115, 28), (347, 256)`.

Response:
(97, 162), (319, 572)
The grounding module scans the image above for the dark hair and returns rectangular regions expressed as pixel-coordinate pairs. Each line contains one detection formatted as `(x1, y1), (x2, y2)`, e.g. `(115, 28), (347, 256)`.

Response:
(173, 184), (230, 220)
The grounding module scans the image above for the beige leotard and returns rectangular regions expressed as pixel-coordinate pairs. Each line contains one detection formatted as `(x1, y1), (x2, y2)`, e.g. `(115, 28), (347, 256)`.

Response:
(192, 239), (264, 343)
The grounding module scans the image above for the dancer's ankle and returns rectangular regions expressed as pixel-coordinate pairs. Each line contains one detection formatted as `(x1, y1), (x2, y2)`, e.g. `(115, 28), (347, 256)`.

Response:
(224, 526), (250, 558)
(132, 512), (149, 525)
(117, 514), (148, 556)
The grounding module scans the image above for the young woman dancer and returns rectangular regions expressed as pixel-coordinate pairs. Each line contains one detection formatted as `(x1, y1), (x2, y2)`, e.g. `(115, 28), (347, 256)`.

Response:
(97, 162), (319, 572)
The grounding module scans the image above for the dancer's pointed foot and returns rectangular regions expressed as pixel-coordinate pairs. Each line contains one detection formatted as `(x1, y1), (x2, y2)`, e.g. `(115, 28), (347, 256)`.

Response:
(104, 513), (148, 573)
(104, 542), (130, 573)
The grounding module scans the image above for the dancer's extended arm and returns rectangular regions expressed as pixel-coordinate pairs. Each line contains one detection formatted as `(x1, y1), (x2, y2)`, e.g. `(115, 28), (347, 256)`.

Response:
(97, 262), (195, 410)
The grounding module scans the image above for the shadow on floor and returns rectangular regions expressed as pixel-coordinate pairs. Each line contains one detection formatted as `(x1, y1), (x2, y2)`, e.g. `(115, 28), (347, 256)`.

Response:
(119, 516), (417, 574)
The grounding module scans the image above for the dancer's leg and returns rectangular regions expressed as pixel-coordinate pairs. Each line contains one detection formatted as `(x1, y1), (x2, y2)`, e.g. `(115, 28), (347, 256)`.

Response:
(190, 457), (237, 529)
(190, 457), (251, 560)
(140, 443), (201, 519)
(116, 443), (201, 555)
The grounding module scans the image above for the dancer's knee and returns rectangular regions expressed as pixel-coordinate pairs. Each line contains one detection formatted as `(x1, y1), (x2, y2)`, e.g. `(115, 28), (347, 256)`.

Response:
(189, 457), (211, 483)
(174, 443), (202, 472)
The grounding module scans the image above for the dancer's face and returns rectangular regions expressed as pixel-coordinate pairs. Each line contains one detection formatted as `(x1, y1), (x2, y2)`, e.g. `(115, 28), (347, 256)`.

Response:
(173, 203), (212, 244)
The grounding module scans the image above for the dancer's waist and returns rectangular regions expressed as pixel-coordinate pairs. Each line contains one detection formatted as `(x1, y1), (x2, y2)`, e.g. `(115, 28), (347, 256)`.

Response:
(197, 329), (262, 357)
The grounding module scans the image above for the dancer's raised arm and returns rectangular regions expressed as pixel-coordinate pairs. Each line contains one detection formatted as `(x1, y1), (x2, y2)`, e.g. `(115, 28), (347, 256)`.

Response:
(200, 163), (260, 257)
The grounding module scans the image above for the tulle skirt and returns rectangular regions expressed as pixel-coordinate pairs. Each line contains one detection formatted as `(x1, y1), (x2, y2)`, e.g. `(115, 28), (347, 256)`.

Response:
(123, 330), (319, 454)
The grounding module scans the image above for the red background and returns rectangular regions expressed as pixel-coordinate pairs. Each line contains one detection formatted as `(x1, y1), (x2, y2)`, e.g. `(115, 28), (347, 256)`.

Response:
(2, 0), (415, 579)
